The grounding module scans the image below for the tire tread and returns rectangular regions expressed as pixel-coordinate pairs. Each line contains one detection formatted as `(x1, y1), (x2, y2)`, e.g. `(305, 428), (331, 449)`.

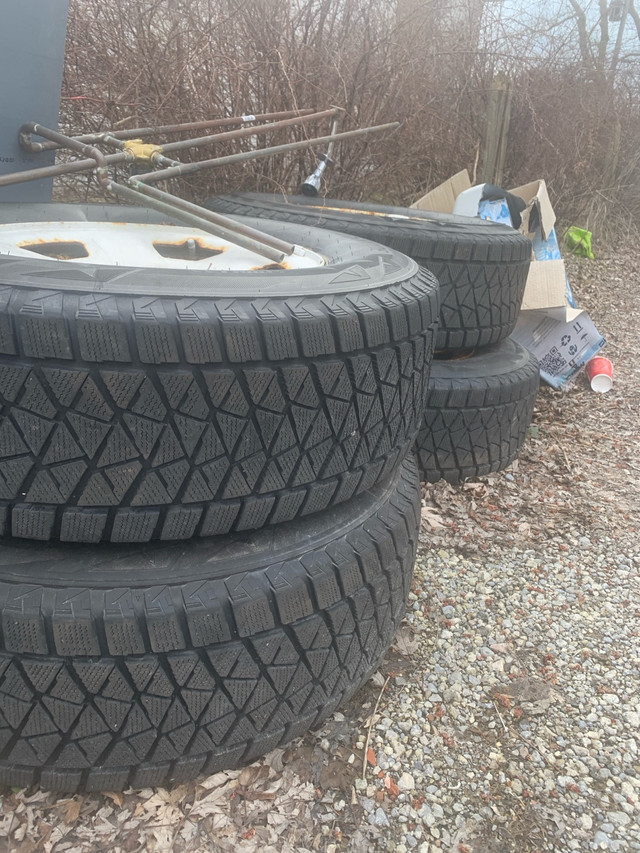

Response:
(0, 458), (420, 792)
(416, 345), (539, 483)
(0, 275), (438, 543)
(205, 193), (532, 350)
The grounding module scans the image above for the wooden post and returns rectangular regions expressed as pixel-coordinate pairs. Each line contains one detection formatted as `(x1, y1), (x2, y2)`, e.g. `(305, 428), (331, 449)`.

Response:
(479, 74), (512, 186)
(603, 118), (622, 187)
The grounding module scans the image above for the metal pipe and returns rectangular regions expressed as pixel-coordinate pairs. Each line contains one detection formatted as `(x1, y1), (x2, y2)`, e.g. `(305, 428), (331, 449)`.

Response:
(159, 107), (339, 154)
(106, 180), (287, 263)
(0, 129), (180, 188)
(325, 117), (341, 163)
(1, 120), (400, 192)
(135, 122), (400, 184)
(110, 108), (317, 140)
(127, 179), (295, 258)
(20, 109), (317, 153)
(0, 151), (126, 187)
(99, 134), (127, 150)
(19, 122), (110, 188)
(15, 110), (340, 177)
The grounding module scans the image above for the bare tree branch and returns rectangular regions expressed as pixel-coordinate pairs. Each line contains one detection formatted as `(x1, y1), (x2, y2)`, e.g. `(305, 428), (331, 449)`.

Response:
(597, 0), (610, 73)
(567, 0), (596, 68)
(628, 0), (640, 42)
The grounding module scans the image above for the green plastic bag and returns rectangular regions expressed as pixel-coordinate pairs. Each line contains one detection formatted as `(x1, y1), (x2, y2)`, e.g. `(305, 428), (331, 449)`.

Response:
(564, 226), (595, 259)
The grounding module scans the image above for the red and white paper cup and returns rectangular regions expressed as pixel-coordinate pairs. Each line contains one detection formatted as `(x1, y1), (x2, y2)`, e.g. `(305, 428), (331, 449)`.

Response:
(585, 356), (613, 393)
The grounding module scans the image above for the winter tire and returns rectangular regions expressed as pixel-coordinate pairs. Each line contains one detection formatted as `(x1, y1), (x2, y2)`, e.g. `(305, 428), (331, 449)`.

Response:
(205, 193), (532, 350)
(416, 338), (539, 483)
(0, 204), (438, 544)
(0, 455), (420, 793)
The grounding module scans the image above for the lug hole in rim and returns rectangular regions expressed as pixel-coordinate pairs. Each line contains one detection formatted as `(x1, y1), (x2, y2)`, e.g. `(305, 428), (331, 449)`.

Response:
(21, 240), (89, 260)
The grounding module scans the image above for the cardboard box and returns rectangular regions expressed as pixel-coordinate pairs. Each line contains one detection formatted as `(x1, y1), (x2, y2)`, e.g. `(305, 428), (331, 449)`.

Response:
(510, 308), (605, 390)
(411, 169), (472, 214)
(412, 172), (567, 310)
(509, 178), (555, 242)
(412, 172), (606, 387)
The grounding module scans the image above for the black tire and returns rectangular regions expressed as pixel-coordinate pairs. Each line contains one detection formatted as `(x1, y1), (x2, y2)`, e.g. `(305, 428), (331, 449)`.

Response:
(0, 204), (438, 544)
(416, 339), (539, 483)
(205, 193), (532, 351)
(0, 455), (420, 793)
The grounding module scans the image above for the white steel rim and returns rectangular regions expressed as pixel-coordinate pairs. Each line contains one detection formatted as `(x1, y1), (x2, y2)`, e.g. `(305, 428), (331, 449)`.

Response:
(0, 221), (327, 271)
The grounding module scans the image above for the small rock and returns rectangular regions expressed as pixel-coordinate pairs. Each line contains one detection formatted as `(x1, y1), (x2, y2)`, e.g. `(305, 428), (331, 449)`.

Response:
(431, 803), (444, 820)
(593, 830), (611, 849)
(607, 811), (631, 827)
(397, 772), (415, 791)
(579, 814), (593, 831)
(369, 807), (389, 827)
(361, 797), (375, 814)
(418, 803), (435, 826)
(621, 781), (636, 799)
(444, 684), (462, 703)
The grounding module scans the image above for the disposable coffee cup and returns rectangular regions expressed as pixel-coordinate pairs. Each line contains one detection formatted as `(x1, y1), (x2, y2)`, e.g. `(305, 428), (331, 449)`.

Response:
(585, 356), (613, 392)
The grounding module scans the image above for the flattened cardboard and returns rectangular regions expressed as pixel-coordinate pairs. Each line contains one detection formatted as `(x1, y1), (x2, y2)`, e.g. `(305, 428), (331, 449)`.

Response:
(511, 308), (605, 389)
(520, 259), (567, 311)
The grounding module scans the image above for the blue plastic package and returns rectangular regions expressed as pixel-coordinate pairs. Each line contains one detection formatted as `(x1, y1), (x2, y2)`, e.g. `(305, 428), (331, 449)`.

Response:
(477, 198), (512, 227)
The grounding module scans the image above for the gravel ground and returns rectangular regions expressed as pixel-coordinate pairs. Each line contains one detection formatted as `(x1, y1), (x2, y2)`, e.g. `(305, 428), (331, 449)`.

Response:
(0, 248), (638, 853)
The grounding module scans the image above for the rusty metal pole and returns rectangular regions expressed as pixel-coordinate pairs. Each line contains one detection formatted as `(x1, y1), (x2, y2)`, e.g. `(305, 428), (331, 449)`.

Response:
(135, 123), (400, 184)
(106, 180), (291, 262)
(126, 180), (296, 255)
(159, 108), (339, 154)
(19, 109), (319, 153)
(0, 153), (125, 189)
(19, 123), (111, 188)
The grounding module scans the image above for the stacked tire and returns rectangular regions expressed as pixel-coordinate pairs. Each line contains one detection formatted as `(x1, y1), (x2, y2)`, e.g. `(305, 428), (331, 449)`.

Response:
(205, 194), (540, 485)
(0, 204), (440, 791)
